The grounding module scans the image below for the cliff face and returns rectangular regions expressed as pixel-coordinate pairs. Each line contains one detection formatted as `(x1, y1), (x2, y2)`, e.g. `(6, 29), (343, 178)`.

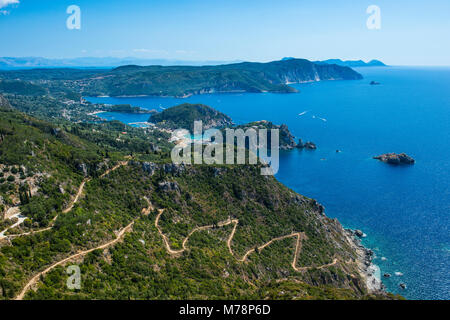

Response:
(233, 59), (363, 84)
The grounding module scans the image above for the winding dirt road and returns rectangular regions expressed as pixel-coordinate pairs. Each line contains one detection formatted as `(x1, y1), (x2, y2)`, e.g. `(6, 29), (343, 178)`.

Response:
(15, 220), (135, 300)
(13, 160), (337, 299)
(154, 210), (240, 255)
(6, 161), (128, 240)
(62, 179), (88, 214)
(0, 212), (26, 239)
(100, 161), (128, 178)
(13, 161), (132, 299)
(155, 209), (338, 272)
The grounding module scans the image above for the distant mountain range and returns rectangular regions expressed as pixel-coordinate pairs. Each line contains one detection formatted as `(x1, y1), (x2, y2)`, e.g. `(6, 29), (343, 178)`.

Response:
(313, 59), (387, 67)
(1, 57), (386, 69)
(0, 58), (363, 97)
(281, 57), (386, 67)
(0, 57), (242, 69)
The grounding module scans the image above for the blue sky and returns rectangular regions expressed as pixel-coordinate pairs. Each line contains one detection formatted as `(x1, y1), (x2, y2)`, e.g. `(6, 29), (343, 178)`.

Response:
(1, 0), (449, 65)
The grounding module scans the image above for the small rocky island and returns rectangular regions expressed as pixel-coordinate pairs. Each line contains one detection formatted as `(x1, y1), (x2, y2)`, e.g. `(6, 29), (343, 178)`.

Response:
(370, 81), (381, 85)
(373, 153), (415, 165)
(297, 139), (317, 150)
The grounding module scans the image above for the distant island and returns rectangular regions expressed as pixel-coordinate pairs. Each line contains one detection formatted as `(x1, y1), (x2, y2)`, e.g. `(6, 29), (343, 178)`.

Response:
(0, 58), (363, 98)
(314, 59), (387, 67)
(0, 56), (242, 69)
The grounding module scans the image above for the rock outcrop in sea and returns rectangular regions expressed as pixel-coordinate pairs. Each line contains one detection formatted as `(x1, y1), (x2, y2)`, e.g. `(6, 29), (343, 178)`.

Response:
(296, 139), (317, 150)
(373, 153), (415, 165)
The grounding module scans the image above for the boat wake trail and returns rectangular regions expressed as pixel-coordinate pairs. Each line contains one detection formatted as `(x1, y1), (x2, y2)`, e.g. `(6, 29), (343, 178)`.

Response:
(312, 115), (327, 122)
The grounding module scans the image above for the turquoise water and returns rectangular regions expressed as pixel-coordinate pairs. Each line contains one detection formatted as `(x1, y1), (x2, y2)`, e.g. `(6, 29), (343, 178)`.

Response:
(86, 67), (450, 300)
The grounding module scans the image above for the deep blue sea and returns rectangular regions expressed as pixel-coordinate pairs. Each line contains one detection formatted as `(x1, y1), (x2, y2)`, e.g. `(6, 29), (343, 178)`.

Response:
(86, 66), (450, 300)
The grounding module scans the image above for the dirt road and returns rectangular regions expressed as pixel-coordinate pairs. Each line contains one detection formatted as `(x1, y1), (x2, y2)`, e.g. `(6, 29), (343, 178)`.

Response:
(15, 221), (135, 300)
(155, 209), (337, 272)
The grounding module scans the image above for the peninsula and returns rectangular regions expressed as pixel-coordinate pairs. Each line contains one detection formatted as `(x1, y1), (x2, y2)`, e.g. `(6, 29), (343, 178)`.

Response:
(0, 58), (363, 98)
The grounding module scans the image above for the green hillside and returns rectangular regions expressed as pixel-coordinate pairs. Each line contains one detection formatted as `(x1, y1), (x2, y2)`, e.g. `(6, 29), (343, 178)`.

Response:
(0, 95), (396, 300)
(0, 80), (47, 96)
(21, 163), (387, 300)
(150, 103), (233, 131)
(0, 59), (362, 98)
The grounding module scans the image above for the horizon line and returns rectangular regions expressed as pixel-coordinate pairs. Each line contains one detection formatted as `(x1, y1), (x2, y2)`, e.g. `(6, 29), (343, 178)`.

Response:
(0, 56), (449, 68)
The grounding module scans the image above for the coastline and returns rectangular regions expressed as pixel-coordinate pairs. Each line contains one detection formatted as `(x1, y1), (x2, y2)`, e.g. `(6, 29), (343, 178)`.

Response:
(85, 105), (385, 296)
(86, 110), (106, 116)
(83, 68), (450, 299)
(86, 76), (364, 101)
(344, 229), (384, 293)
(86, 89), (284, 101)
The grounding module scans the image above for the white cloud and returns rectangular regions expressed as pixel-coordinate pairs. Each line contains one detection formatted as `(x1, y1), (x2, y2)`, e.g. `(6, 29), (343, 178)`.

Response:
(133, 48), (168, 55)
(0, 0), (19, 9)
(175, 50), (197, 55)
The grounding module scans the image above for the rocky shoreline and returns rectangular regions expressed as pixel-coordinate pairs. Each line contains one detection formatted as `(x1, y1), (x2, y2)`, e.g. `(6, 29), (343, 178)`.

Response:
(345, 229), (384, 293)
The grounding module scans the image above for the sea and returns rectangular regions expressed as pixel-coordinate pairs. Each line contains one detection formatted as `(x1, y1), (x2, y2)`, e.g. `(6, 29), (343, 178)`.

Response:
(86, 66), (450, 300)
